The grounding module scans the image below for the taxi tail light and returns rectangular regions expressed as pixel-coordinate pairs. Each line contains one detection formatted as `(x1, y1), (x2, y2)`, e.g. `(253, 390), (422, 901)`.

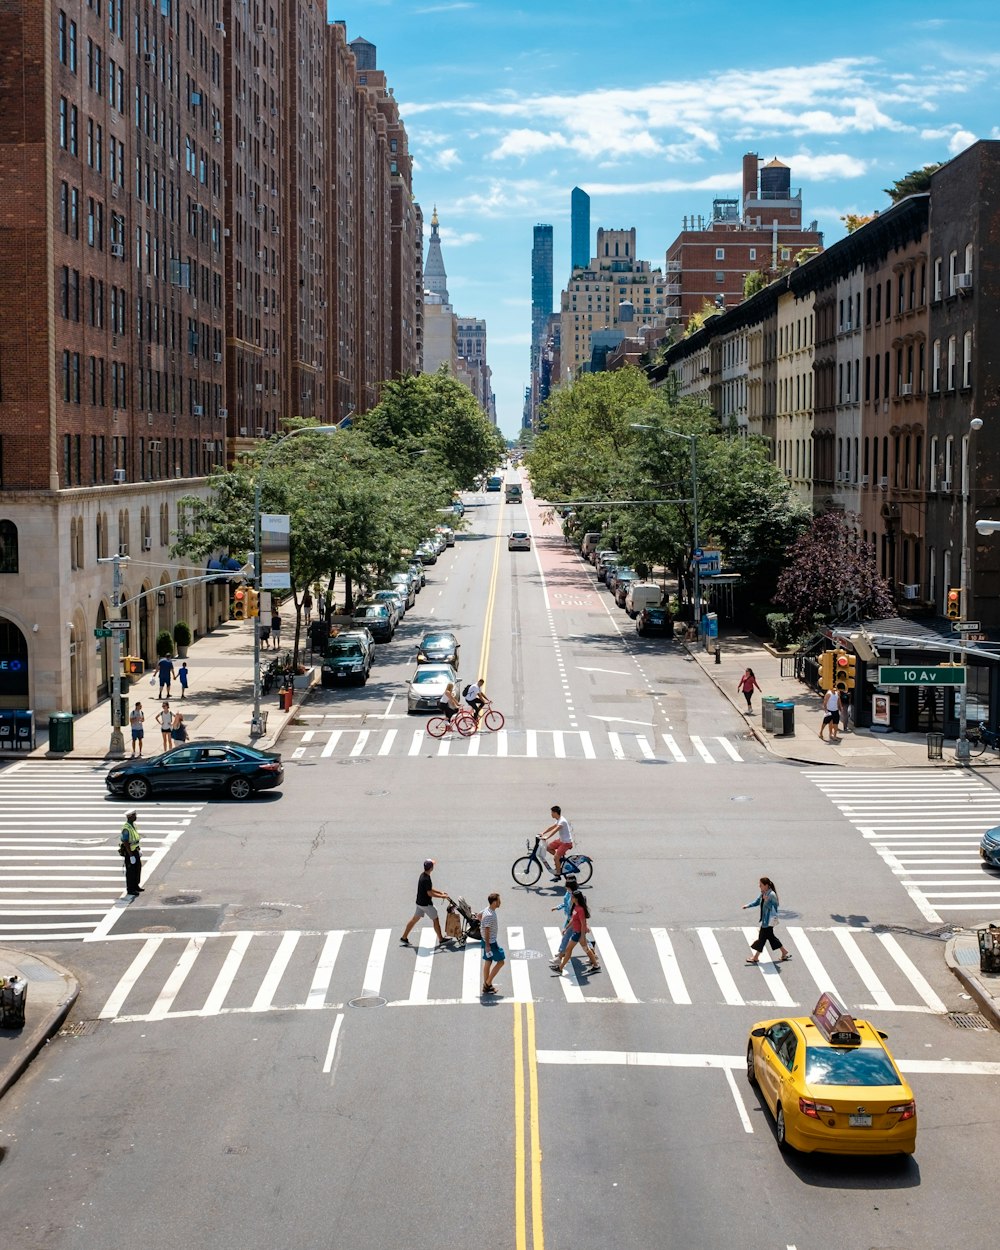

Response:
(798, 1097), (834, 1118)
(258, 762), (282, 772)
(888, 1101), (916, 1121)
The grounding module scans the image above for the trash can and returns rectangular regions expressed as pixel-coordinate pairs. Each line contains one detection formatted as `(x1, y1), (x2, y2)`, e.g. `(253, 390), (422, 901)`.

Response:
(762, 696), (779, 733)
(774, 701), (795, 737)
(978, 926), (1000, 974)
(0, 709), (14, 750)
(927, 733), (944, 761)
(13, 710), (35, 750)
(110, 695), (129, 727)
(279, 688), (293, 713)
(0, 974), (27, 1029)
(48, 711), (74, 753)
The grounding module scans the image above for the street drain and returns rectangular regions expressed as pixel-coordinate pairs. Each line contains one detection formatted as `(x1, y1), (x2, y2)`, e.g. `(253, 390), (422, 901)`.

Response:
(162, 895), (200, 906)
(58, 1020), (101, 1037)
(946, 1012), (991, 1030)
(338, 757), (370, 766)
(348, 995), (387, 1008)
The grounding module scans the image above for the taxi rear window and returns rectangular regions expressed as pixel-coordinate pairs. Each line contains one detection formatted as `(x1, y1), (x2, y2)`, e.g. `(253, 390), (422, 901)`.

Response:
(805, 1046), (899, 1086)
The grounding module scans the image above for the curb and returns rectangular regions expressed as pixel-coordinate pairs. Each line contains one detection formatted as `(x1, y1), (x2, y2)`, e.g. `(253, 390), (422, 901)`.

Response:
(0, 952), (80, 1100)
(944, 935), (1000, 1032)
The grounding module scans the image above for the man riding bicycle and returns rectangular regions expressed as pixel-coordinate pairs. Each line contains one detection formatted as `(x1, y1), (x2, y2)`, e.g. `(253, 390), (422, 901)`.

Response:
(541, 804), (573, 880)
(464, 676), (487, 724)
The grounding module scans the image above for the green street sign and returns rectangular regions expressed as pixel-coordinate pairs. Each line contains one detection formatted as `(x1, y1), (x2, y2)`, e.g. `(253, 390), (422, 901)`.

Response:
(94, 628), (112, 638)
(878, 665), (966, 686)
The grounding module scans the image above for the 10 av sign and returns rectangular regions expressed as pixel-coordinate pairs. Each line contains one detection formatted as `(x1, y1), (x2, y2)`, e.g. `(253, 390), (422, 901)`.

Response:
(878, 666), (966, 686)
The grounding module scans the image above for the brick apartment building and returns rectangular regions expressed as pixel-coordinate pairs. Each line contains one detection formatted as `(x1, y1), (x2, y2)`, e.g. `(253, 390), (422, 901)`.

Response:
(0, 2), (422, 717)
(665, 153), (824, 321)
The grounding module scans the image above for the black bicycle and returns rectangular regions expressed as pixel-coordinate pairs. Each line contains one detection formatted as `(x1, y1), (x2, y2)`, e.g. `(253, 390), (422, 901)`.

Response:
(511, 835), (593, 887)
(965, 721), (1000, 756)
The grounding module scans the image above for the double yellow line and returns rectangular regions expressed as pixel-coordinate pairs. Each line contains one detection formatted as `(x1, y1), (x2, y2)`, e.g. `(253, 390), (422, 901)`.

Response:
(476, 493), (506, 683)
(514, 1002), (545, 1250)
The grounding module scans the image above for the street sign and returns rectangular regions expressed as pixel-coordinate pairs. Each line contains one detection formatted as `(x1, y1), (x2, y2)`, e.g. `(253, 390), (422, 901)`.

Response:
(103, 619), (131, 631)
(953, 621), (981, 633)
(93, 628), (112, 639)
(878, 665), (966, 686)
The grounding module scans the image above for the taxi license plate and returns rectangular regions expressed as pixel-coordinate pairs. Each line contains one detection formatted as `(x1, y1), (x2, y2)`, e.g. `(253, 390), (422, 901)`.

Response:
(849, 1114), (873, 1127)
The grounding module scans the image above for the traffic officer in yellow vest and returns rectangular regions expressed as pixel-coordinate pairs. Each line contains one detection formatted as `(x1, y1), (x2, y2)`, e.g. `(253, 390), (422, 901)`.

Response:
(119, 810), (143, 897)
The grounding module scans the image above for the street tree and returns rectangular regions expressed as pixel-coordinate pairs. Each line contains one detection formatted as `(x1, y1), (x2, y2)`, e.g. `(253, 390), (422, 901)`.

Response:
(884, 165), (942, 202)
(774, 511), (894, 630)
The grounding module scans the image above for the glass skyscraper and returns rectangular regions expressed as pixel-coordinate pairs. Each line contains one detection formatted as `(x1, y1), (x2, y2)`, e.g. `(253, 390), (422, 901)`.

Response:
(571, 187), (591, 273)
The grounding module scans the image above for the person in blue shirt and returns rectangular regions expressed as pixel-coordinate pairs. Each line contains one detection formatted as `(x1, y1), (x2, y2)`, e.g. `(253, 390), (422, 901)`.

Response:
(157, 655), (176, 698)
(743, 876), (790, 964)
(548, 876), (579, 967)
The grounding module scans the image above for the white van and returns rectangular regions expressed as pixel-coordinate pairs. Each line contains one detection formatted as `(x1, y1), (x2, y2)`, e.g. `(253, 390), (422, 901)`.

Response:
(580, 532), (602, 559)
(625, 582), (663, 618)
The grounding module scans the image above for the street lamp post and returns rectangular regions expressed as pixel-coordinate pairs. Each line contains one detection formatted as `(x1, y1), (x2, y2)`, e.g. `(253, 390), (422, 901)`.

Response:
(251, 426), (339, 737)
(955, 416), (983, 762)
(630, 423), (701, 628)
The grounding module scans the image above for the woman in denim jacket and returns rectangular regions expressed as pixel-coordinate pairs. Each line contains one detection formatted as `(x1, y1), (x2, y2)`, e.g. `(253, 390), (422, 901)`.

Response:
(743, 876), (790, 965)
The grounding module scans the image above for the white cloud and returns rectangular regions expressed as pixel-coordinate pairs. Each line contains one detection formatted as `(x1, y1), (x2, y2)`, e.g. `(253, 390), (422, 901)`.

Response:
(948, 128), (977, 154)
(781, 152), (867, 180)
(433, 147), (462, 170)
(415, 2), (474, 12)
(492, 129), (568, 159)
(437, 227), (482, 248)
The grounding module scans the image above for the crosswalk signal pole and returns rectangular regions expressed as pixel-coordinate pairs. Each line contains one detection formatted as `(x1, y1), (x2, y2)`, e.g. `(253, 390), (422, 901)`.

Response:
(98, 553), (128, 758)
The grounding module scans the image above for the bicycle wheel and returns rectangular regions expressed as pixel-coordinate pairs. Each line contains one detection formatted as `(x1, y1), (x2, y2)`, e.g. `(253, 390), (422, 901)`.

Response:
(454, 712), (477, 737)
(426, 716), (450, 739)
(483, 708), (505, 732)
(966, 731), (987, 757)
(511, 856), (542, 887)
(565, 855), (593, 885)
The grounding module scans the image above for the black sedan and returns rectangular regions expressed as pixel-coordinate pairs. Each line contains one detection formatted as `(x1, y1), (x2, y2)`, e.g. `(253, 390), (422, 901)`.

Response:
(636, 606), (673, 637)
(106, 741), (284, 801)
(416, 630), (460, 667)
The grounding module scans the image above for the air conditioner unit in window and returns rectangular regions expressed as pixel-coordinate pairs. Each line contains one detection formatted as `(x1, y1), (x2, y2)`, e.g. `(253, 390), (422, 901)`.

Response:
(192, 404), (204, 416)
(901, 583), (919, 600)
(118, 544), (128, 557)
(143, 537), (153, 551)
(110, 243), (124, 258)
(879, 476), (888, 488)
(143, 53), (155, 65)
(256, 427), (266, 437)
(957, 272), (973, 290)
(113, 468), (126, 484)
(218, 408), (228, 418)
(900, 383), (913, 396)
(941, 478), (952, 492)
(213, 352), (222, 362)
(111, 185), (119, 199)
(860, 475), (869, 485)
(215, 22), (226, 33)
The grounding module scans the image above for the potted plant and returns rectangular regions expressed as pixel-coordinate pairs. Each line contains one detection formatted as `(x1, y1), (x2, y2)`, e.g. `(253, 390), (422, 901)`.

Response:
(156, 629), (174, 658)
(173, 620), (192, 658)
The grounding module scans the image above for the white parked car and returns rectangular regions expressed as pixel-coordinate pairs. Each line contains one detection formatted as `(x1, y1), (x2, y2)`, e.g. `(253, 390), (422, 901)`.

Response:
(406, 663), (459, 714)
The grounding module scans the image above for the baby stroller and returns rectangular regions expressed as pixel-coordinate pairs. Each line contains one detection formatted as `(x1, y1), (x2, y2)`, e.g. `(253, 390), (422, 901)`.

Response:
(445, 896), (482, 946)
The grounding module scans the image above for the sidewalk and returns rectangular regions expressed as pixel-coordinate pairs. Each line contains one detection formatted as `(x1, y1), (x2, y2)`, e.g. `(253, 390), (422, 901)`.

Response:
(686, 626), (984, 769)
(24, 607), (312, 761)
(0, 949), (79, 1099)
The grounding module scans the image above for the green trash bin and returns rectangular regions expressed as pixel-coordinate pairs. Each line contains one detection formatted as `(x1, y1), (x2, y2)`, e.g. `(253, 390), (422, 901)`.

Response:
(48, 711), (74, 753)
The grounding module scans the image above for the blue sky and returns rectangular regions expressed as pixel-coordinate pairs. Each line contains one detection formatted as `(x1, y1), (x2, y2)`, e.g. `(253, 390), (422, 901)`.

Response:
(330, 1), (1000, 436)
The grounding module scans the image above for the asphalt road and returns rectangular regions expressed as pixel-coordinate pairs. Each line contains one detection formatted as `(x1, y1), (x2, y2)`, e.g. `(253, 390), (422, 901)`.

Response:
(1, 484), (1000, 1250)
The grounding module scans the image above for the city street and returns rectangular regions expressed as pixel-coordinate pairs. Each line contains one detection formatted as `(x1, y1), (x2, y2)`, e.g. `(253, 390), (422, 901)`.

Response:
(2, 486), (1000, 1250)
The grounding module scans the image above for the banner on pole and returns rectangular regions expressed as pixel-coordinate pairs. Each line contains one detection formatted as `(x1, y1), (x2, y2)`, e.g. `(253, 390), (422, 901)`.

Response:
(260, 514), (291, 589)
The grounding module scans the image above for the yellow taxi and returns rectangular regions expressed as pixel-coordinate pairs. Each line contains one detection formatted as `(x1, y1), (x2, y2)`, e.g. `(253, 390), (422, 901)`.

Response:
(746, 992), (916, 1155)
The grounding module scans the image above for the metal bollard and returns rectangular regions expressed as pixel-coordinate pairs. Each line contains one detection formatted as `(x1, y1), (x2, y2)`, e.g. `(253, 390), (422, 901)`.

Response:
(714, 645), (721, 665)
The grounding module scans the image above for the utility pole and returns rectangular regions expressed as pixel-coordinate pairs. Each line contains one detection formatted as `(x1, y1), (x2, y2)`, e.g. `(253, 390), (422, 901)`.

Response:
(98, 553), (128, 758)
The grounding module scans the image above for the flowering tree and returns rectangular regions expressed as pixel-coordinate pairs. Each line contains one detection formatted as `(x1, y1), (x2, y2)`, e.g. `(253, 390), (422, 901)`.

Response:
(774, 512), (894, 630)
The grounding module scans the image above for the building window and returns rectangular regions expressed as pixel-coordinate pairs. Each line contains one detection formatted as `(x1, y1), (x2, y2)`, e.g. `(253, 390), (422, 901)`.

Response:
(715, 248), (725, 260)
(780, 248), (790, 261)
(933, 257), (943, 301)
(947, 335), (956, 390)
(0, 520), (18, 574)
(963, 331), (973, 388)
(749, 248), (756, 261)
(948, 250), (958, 297)
(931, 339), (941, 391)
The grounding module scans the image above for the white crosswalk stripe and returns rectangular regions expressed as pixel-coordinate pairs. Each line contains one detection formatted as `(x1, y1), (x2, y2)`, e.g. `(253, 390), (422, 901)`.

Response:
(290, 721), (753, 764)
(805, 769), (1000, 922)
(96, 922), (948, 1023)
(0, 761), (205, 941)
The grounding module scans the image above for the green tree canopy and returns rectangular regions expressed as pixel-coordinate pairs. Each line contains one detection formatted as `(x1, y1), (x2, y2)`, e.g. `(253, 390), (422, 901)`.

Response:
(883, 164), (942, 202)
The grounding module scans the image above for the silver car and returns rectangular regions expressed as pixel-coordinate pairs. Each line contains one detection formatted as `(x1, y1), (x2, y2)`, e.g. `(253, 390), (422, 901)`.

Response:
(389, 573), (417, 608)
(374, 588), (406, 622)
(406, 663), (459, 714)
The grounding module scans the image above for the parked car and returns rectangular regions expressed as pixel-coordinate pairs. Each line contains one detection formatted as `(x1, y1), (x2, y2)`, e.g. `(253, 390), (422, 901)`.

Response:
(435, 524), (455, 547)
(636, 605), (672, 637)
(406, 663), (459, 713)
(372, 588), (405, 625)
(416, 630), (460, 667)
(451, 499), (466, 517)
(596, 553), (621, 584)
(352, 602), (395, 641)
(415, 543), (438, 565)
(389, 572), (417, 609)
(508, 530), (531, 551)
(625, 582), (664, 618)
(613, 570), (637, 607)
(580, 532), (602, 560)
(321, 630), (376, 686)
(592, 547), (618, 570)
(606, 565), (635, 596)
(407, 561), (426, 589)
(105, 741), (283, 801)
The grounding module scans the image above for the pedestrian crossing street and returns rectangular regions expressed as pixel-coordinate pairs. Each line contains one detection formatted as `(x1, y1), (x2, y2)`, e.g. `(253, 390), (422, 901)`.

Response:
(0, 761), (204, 942)
(98, 921), (947, 1023)
(291, 719), (758, 765)
(806, 770), (1000, 923)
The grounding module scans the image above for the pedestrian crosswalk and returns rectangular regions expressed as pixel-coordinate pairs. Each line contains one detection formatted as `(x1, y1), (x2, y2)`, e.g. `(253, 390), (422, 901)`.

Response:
(290, 720), (757, 765)
(805, 769), (1000, 923)
(0, 760), (204, 942)
(97, 921), (947, 1023)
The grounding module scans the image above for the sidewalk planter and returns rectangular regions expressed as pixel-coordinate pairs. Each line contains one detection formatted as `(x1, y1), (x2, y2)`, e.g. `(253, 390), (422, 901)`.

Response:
(173, 621), (192, 659)
(292, 667), (316, 691)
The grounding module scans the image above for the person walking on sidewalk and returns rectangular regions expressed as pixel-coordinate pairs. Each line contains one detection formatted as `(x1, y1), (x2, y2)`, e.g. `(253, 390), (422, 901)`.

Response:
(170, 712), (189, 744)
(737, 667), (762, 714)
(400, 859), (449, 948)
(158, 702), (173, 751)
(157, 654), (176, 698)
(178, 662), (189, 699)
(819, 687), (842, 742)
(743, 876), (790, 964)
(118, 810), (143, 897)
(129, 702), (145, 756)
(480, 893), (506, 995)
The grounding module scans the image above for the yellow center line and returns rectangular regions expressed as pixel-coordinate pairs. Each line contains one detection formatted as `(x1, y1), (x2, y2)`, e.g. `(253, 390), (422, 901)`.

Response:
(514, 1003), (527, 1250)
(477, 494), (505, 684)
(526, 1002), (545, 1249)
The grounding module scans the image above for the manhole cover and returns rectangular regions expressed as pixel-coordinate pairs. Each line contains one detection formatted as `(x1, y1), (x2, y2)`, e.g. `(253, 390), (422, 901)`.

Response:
(636, 758), (668, 765)
(58, 1020), (100, 1037)
(946, 1012), (991, 1029)
(348, 995), (387, 1008)
(233, 906), (283, 923)
(162, 895), (200, 906)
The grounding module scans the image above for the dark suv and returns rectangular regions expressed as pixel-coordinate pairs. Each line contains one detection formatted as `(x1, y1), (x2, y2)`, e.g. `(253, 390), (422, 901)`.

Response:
(351, 602), (394, 642)
(321, 630), (376, 686)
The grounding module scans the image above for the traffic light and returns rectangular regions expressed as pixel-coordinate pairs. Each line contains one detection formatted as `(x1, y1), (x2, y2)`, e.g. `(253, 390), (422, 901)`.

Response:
(819, 651), (834, 689)
(834, 651), (853, 692)
(232, 587), (247, 620)
(246, 588), (259, 618)
(843, 653), (857, 690)
(946, 587), (961, 620)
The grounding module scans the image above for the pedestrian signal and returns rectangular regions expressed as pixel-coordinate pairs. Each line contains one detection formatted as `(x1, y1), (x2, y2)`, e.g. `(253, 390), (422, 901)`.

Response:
(946, 587), (961, 620)
(232, 587), (247, 620)
(834, 651), (852, 692)
(819, 651), (834, 689)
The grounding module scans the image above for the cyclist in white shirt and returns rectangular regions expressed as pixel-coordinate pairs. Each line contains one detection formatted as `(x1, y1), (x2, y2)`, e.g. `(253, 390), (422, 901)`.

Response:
(540, 804), (573, 880)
